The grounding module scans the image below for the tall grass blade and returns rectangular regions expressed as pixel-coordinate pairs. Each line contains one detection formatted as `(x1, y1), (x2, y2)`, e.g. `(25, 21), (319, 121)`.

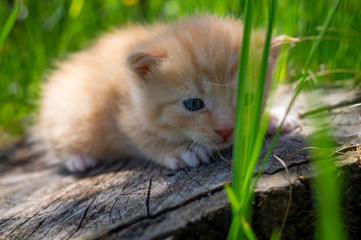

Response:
(306, 94), (347, 239)
(224, 184), (241, 213)
(239, 0), (276, 205)
(69, 0), (85, 19)
(240, 215), (257, 240)
(227, 214), (241, 240)
(228, 0), (277, 238)
(249, 0), (276, 149)
(232, 0), (253, 200)
(229, 0), (253, 238)
(0, 4), (21, 49)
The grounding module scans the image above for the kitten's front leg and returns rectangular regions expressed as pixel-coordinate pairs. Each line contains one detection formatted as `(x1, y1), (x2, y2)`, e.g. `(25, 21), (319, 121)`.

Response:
(162, 144), (213, 170)
(63, 154), (98, 173)
(267, 107), (298, 135)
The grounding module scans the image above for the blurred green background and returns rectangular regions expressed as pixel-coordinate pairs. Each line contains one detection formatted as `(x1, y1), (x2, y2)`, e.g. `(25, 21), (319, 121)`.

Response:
(0, 0), (360, 144)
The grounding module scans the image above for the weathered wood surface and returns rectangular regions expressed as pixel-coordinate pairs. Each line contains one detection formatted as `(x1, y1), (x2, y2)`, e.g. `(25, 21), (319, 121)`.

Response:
(0, 88), (361, 240)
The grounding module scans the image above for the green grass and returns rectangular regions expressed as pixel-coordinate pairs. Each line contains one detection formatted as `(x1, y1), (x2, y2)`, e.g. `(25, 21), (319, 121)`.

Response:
(226, 0), (349, 239)
(0, 4), (20, 48)
(306, 92), (347, 240)
(226, 0), (275, 238)
(0, 0), (360, 238)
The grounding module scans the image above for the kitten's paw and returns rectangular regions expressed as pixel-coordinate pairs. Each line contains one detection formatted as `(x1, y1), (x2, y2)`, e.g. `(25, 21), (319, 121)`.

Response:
(63, 154), (98, 173)
(267, 107), (298, 135)
(165, 145), (213, 170)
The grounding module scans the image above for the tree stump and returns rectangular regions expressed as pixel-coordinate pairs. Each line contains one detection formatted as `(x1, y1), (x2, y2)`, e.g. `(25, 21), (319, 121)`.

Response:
(0, 88), (360, 239)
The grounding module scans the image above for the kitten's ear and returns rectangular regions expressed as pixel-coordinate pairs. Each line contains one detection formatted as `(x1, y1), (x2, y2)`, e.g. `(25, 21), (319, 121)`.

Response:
(127, 50), (167, 80)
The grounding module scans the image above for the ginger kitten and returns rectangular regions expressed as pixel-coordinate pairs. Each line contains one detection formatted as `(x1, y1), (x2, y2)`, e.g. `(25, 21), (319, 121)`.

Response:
(36, 15), (292, 172)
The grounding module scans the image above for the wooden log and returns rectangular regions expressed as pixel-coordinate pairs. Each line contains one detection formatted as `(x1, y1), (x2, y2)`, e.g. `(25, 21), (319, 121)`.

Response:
(0, 88), (360, 239)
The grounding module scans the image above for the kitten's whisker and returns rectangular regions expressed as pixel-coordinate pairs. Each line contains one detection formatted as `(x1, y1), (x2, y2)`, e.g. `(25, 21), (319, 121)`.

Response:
(263, 137), (270, 148)
(203, 80), (236, 87)
(205, 140), (232, 163)
(184, 138), (196, 153)
(189, 141), (195, 151)
(216, 150), (232, 162)
(182, 139), (191, 151)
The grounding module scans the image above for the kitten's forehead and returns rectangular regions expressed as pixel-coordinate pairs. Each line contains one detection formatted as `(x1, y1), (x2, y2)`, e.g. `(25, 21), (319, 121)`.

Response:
(146, 16), (242, 102)
(163, 17), (241, 85)
(180, 75), (236, 95)
(201, 76), (237, 90)
(203, 76), (236, 104)
(181, 36), (239, 83)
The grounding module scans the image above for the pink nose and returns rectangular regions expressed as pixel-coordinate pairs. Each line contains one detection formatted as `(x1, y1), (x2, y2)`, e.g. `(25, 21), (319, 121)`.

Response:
(215, 128), (234, 140)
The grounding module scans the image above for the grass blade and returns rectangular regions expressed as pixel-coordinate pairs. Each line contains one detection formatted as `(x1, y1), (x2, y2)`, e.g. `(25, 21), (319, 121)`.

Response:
(307, 98), (347, 239)
(229, 0), (277, 238)
(0, 4), (21, 49)
(227, 214), (241, 240)
(249, 0), (276, 149)
(240, 215), (257, 240)
(224, 184), (241, 213)
(232, 0), (253, 199)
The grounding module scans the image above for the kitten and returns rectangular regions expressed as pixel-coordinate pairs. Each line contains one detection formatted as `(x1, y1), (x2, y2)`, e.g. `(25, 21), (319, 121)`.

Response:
(35, 15), (294, 172)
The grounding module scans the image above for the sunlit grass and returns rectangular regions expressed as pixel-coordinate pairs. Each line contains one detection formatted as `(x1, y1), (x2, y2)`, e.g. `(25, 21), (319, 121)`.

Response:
(226, 0), (275, 239)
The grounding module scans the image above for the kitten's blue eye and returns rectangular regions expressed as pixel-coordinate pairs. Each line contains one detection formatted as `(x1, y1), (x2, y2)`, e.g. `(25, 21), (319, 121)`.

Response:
(183, 98), (205, 111)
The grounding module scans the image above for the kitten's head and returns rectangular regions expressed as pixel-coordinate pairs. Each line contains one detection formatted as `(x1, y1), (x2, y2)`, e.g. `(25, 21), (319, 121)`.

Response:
(127, 16), (282, 151)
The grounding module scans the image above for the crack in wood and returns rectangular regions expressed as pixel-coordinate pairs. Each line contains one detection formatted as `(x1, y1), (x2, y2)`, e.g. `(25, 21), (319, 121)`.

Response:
(163, 175), (173, 193)
(146, 177), (153, 217)
(124, 193), (132, 210)
(66, 197), (97, 240)
(95, 218), (99, 232)
(3, 194), (66, 239)
(55, 219), (67, 235)
(4, 213), (36, 239)
(27, 218), (45, 239)
(41, 220), (57, 238)
(109, 197), (119, 219)
(183, 169), (210, 191)
(117, 209), (124, 224)
(137, 161), (151, 183)
(118, 187), (148, 197)
(92, 184), (226, 239)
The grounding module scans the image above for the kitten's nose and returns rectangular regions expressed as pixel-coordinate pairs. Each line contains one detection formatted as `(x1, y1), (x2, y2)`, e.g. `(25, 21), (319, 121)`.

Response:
(215, 128), (234, 140)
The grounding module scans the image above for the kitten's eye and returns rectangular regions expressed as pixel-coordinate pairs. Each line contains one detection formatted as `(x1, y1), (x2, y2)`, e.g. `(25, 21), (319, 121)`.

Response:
(183, 98), (205, 111)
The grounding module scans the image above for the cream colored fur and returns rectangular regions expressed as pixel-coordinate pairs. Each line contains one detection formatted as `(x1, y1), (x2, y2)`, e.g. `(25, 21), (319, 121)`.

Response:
(36, 15), (283, 172)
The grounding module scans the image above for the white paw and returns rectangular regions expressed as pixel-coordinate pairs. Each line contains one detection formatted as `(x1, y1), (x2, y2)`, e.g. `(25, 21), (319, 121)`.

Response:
(165, 145), (213, 170)
(267, 107), (297, 135)
(63, 154), (98, 173)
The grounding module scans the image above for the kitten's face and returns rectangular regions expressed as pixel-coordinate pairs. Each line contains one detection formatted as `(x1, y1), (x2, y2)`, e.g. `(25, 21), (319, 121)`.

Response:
(140, 61), (238, 151)
(133, 61), (238, 151)
(127, 16), (270, 151)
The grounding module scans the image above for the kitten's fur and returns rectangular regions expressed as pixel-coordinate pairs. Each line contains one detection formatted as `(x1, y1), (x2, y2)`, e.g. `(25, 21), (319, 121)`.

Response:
(36, 15), (289, 172)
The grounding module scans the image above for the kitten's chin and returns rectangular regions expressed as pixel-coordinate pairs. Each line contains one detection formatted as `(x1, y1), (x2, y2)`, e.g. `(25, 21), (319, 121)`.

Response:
(213, 135), (234, 149)
(213, 141), (233, 150)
